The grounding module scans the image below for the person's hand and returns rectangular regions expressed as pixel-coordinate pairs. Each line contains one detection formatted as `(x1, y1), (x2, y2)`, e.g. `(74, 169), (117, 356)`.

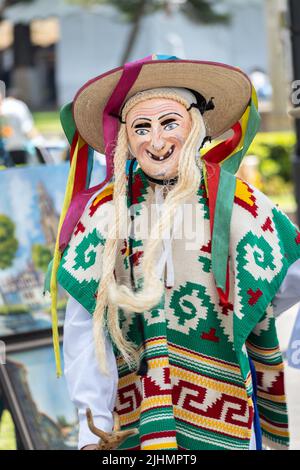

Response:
(81, 444), (99, 450)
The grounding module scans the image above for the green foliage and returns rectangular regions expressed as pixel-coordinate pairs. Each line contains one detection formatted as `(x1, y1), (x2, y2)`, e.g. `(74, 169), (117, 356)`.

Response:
(32, 111), (61, 134)
(104, 0), (161, 20)
(0, 304), (29, 315)
(0, 410), (16, 450)
(247, 131), (296, 197)
(69, 0), (230, 23)
(56, 415), (69, 428)
(31, 244), (53, 273)
(181, 0), (230, 24)
(0, 214), (18, 270)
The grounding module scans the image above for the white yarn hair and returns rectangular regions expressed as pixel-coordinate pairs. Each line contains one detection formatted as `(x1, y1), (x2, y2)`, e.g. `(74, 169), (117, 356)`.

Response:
(93, 87), (206, 374)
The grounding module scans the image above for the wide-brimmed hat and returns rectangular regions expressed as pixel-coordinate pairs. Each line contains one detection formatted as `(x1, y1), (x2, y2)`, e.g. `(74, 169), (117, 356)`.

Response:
(73, 54), (252, 154)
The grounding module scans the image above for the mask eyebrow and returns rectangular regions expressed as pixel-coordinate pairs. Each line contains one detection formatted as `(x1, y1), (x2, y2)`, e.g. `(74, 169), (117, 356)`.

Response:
(131, 117), (151, 128)
(133, 122), (151, 129)
(158, 112), (183, 120)
(160, 118), (177, 126)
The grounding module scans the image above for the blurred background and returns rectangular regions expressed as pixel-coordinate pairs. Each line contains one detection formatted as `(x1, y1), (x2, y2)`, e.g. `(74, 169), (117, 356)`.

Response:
(0, 0), (300, 450)
(1, 0), (299, 214)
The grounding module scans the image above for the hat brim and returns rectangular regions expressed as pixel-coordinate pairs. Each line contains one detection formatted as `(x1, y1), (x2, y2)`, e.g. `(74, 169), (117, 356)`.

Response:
(73, 59), (252, 154)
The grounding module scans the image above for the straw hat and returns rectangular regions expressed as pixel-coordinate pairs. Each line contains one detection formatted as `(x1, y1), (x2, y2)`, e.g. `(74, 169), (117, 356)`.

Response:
(72, 56), (252, 154)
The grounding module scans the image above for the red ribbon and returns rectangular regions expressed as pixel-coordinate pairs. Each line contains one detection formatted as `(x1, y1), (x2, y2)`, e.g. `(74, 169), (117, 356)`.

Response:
(203, 122), (242, 305)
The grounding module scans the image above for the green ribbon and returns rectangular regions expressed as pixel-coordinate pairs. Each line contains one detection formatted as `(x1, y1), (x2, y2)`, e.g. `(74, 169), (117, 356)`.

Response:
(211, 100), (261, 291)
(44, 258), (53, 295)
(60, 102), (76, 145)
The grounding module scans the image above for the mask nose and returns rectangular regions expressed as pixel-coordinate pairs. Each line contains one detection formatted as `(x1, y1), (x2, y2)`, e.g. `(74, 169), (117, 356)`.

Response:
(151, 131), (165, 152)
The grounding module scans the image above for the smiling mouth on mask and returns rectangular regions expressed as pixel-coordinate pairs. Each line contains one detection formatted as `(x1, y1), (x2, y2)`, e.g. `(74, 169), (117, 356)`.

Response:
(146, 145), (175, 162)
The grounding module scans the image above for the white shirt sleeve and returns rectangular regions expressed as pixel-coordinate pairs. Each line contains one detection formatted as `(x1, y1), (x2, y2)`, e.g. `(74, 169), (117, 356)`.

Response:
(63, 296), (118, 449)
(273, 258), (300, 317)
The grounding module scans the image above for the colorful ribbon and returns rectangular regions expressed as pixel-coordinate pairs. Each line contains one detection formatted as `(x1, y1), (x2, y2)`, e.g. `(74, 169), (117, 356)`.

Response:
(203, 87), (260, 303)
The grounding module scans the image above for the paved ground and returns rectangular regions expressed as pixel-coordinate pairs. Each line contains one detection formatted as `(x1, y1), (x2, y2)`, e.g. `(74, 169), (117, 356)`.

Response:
(276, 304), (300, 450)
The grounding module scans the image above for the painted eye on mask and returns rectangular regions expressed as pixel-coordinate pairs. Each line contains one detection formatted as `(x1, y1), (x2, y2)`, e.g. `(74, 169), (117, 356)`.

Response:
(164, 122), (179, 131)
(135, 129), (149, 136)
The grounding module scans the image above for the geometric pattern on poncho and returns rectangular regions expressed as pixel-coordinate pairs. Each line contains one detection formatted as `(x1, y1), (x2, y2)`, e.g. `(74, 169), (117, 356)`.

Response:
(57, 168), (300, 450)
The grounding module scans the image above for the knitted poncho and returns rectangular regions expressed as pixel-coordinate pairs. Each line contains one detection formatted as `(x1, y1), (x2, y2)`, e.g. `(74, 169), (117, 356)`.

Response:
(57, 168), (300, 450)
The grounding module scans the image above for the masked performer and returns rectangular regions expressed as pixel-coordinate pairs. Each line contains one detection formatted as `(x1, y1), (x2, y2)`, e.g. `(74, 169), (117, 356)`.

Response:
(47, 55), (300, 450)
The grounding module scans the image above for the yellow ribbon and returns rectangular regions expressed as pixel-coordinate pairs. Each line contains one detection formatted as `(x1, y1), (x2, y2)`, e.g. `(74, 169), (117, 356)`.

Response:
(50, 136), (82, 377)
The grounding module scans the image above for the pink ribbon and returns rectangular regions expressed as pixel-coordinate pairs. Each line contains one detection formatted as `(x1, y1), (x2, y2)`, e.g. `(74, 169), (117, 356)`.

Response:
(59, 56), (151, 251)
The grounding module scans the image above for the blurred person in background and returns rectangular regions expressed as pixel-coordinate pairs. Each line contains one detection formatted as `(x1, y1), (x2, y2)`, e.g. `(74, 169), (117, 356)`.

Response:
(0, 88), (13, 167)
(0, 88), (45, 165)
(0, 120), (10, 167)
(249, 67), (272, 102)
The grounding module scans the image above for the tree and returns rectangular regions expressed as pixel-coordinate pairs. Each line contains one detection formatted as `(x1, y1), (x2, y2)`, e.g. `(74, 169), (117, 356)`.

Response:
(0, 214), (18, 269)
(31, 243), (53, 273)
(56, 415), (69, 428)
(70, 0), (230, 64)
(0, 0), (33, 21)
